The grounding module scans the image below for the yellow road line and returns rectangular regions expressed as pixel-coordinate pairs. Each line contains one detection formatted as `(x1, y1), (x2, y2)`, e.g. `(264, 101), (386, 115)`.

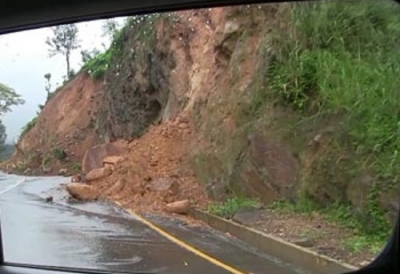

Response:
(114, 201), (246, 274)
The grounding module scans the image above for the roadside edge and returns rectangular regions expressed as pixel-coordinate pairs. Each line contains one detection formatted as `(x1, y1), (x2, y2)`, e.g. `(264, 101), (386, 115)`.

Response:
(190, 208), (358, 274)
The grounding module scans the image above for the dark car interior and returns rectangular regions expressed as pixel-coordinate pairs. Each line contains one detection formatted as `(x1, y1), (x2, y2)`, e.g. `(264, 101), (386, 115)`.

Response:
(0, 0), (399, 273)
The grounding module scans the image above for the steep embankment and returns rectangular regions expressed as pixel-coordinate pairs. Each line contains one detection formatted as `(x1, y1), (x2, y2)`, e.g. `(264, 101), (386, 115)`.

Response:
(2, 73), (103, 175)
(3, 3), (399, 259)
(5, 2), (398, 218)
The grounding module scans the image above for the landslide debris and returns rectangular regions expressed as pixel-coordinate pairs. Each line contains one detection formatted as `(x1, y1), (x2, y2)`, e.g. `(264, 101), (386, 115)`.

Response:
(66, 114), (208, 214)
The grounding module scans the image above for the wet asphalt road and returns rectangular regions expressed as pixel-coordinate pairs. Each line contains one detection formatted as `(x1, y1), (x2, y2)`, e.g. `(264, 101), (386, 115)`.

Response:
(0, 174), (306, 274)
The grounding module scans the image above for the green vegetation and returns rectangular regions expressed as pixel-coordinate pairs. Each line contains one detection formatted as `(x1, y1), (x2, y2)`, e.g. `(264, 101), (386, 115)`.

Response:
(82, 14), (163, 79)
(260, 0), (400, 245)
(268, 1), (400, 185)
(271, 190), (389, 254)
(41, 154), (51, 168)
(46, 24), (80, 79)
(0, 82), (25, 151)
(20, 116), (38, 138)
(0, 143), (14, 161)
(52, 147), (67, 161)
(82, 50), (114, 79)
(207, 197), (260, 218)
(72, 162), (82, 172)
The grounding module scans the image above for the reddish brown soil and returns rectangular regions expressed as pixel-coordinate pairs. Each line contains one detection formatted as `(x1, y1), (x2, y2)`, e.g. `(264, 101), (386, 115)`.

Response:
(87, 114), (210, 214)
(1, 73), (103, 175)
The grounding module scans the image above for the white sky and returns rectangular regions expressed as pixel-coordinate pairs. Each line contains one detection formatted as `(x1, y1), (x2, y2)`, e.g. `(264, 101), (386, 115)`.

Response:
(0, 17), (125, 143)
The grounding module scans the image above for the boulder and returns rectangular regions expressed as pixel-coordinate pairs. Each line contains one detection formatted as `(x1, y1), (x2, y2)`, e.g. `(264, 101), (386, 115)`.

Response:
(103, 156), (124, 171)
(58, 168), (68, 176)
(166, 200), (191, 214)
(103, 155), (123, 165)
(232, 207), (264, 225)
(65, 183), (98, 200)
(85, 167), (112, 182)
(71, 174), (82, 182)
(149, 178), (177, 192)
(82, 142), (127, 174)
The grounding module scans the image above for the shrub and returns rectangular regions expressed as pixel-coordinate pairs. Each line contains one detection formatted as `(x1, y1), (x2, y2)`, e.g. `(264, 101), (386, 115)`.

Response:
(20, 116), (38, 138)
(52, 147), (67, 161)
(268, 0), (400, 185)
(207, 197), (261, 219)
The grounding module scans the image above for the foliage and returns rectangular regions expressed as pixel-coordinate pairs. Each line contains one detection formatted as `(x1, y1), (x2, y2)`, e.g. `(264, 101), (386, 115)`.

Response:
(0, 82), (24, 151)
(0, 82), (25, 115)
(43, 73), (52, 102)
(0, 143), (14, 161)
(41, 154), (51, 168)
(0, 120), (6, 152)
(82, 50), (114, 79)
(80, 48), (101, 63)
(207, 197), (260, 219)
(101, 19), (121, 40)
(52, 147), (67, 161)
(72, 162), (82, 172)
(270, 192), (390, 254)
(267, 1), (400, 186)
(82, 13), (163, 79)
(46, 24), (80, 78)
(20, 116), (38, 138)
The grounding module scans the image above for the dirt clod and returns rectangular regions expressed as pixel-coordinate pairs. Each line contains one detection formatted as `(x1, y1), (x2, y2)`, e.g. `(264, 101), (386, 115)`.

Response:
(85, 167), (112, 182)
(66, 183), (98, 201)
(166, 200), (191, 214)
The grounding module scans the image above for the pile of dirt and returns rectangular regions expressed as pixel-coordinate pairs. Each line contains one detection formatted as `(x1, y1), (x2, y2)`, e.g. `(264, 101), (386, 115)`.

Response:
(72, 113), (209, 214)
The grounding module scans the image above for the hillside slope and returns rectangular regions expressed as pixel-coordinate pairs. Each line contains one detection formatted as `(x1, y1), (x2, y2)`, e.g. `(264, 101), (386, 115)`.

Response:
(2, 74), (103, 175)
(2, 2), (400, 263)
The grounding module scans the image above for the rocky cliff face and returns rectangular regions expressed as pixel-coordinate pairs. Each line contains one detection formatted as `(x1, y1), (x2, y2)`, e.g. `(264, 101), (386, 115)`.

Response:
(3, 3), (398, 224)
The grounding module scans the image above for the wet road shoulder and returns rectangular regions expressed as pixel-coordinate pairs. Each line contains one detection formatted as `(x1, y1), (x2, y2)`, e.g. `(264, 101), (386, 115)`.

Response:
(0, 176), (305, 274)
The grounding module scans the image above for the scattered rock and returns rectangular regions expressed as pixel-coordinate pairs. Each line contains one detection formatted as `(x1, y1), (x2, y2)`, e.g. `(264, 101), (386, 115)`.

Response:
(291, 237), (315, 248)
(166, 200), (191, 214)
(144, 175), (152, 182)
(45, 196), (53, 202)
(85, 167), (112, 182)
(103, 155), (123, 166)
(103, 155), (123, 171)
(65, 183), (98, 200)
(102, 179), (125, 197)
(178, 122), (189, 129)
(223, 21), (240, 36)
(82, 142), (126, 174)
(58, 168), (68, 176)
(232, 207), (264, 225)
(71, 174), (82, 182)
(313, 134), (322, 143)
(359, 260), (371, 267)
(149, 178), (178, 192)
(42, 166), (53, 173)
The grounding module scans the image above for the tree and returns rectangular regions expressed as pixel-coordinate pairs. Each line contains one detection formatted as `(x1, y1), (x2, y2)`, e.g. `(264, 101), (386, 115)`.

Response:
(0, 82), (25, 115)
(0, 120), (6, 152)
(80, 48), (100, 64)
(44, 73), (51, 99)
(101, 19), (120, 40)
(0, 82), (25, 151)
(46, 24), (80, 78)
